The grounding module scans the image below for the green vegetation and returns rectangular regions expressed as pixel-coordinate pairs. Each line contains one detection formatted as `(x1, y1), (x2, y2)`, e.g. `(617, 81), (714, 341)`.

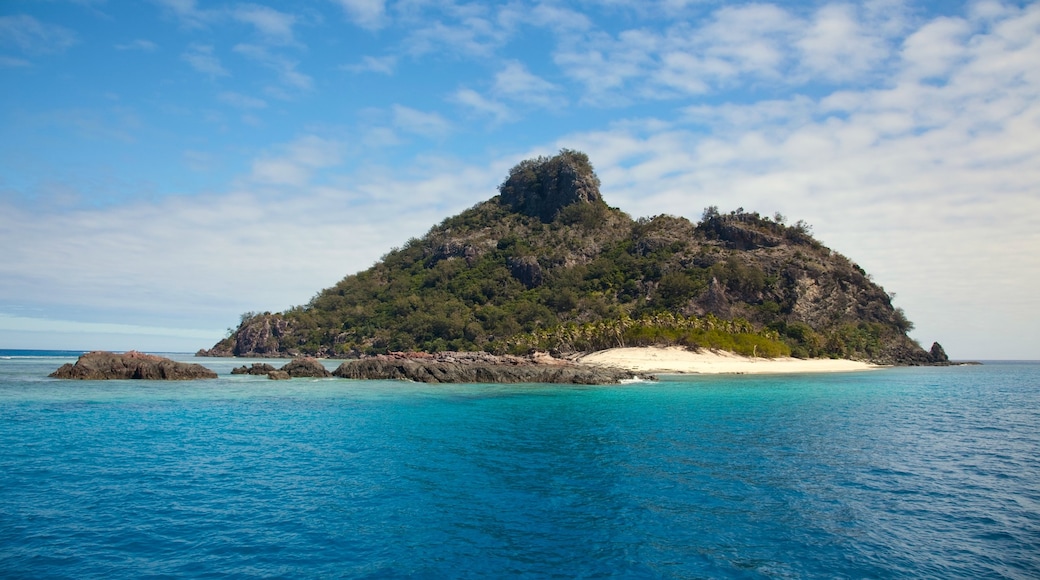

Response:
(507, 313), (791, 358)
(207, 150), (927, 364)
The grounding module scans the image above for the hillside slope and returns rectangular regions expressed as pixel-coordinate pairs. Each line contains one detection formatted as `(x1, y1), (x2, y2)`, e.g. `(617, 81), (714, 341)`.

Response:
(201, 150), (939, 364)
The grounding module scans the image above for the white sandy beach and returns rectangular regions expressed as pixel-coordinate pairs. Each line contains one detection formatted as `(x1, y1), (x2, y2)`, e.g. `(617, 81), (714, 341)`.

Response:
(576, 346), (880, 375)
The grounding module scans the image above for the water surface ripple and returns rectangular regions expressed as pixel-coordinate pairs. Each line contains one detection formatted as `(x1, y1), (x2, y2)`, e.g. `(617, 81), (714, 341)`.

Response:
(1, 357), (1038, 578)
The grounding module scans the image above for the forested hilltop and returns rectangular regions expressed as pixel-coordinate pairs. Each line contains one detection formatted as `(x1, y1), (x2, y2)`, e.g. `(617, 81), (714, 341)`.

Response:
(201, 150), (942, 364)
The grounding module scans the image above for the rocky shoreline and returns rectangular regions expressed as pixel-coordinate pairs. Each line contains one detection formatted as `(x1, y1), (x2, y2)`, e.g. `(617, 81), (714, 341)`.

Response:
(50, 351), (649, 384)
(330, 351), (648, 384)
(49, 348), (974, 383)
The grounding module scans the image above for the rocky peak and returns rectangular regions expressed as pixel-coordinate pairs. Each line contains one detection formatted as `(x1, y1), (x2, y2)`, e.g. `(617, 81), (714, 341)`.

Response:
(929, 342), (950, 363)
(498, 149), (603, 221)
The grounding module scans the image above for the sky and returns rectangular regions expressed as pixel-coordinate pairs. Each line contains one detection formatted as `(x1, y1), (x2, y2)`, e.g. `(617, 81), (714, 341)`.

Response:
(0, 0), (1037, 359)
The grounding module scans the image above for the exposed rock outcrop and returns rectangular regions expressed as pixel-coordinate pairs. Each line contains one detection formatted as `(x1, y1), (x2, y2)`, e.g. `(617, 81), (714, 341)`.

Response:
(930, 342), (950, 363)
(231, 362), (278, 375)
(280, 357), (332, 378)
(508, 256), (543, 288)
(703, 277), (730, 317)
(230, 358), (331, 379)
(50, 351), (217, 380)
(333, 351), (647, 384)
(498, 149), (603, 221)
(197, 313), (293, 357)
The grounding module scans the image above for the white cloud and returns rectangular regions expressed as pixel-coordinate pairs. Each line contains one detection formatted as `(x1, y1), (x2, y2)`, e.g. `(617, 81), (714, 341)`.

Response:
(233, 43), (312, 91)
(342, 55), (397, 74)
(0, 14), (77, 55)
(182, 43), (229, 77)
(652, 51), (712, 96)
(154, 0), (219, 29)
(493, 60), (566, 108)
(899, 17), (971, 81)
(332, 0), (387, 30)
(970, 0), (1015, 21)
(554, 2), (914, 102)
(863, 0), (915, 35)
(392, 105), (452, 138)
(795, 4), (892, 83)
(232, 4), (298, 45)
(248, 135), (344, 187)
(405, 10), (506, 57)
(554, 30), (657, 104)
(448, 59), (566, 124)
(453, 88), (513, 123)
(522, 3), (593, 34)
(563, 25), (748, 103)
(696, 4), (798, 79)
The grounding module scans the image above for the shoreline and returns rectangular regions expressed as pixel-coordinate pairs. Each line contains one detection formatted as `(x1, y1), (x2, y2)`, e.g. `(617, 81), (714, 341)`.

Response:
(575, 346), (882, 375)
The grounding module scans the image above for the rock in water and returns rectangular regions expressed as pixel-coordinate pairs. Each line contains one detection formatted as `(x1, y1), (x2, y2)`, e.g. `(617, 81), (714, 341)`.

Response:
(49, 351), (217, 380)
(279, 357), (332, 378)
(332, 351), (646, 385)
(231, 363), (278, 375)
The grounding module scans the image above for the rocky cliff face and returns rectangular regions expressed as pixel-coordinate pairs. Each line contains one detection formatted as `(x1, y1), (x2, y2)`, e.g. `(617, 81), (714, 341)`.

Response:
(198, 313), (295, 357)
(203, 151), (944, 364)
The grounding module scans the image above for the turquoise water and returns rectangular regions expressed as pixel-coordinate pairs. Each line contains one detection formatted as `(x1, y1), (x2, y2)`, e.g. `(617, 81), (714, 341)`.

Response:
(1, 354), (1038, 578)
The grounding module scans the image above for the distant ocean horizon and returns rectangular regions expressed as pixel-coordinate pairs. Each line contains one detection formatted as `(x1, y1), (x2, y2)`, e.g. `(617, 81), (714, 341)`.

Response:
(0, 349), (193, 359)
(0, 349), (89, 358)
(1, 354), (1038, 578)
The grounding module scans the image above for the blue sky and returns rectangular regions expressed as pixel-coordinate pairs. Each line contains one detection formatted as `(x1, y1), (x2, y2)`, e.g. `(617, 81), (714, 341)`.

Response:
(1, 0), (1038, 359)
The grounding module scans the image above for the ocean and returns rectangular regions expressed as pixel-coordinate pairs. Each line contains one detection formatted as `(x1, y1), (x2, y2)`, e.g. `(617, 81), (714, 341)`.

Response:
(1, 352), (1037, 578)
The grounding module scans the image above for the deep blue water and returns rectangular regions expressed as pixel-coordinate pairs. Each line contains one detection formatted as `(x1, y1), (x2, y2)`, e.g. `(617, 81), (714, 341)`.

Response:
(1, 355), (1038, 578)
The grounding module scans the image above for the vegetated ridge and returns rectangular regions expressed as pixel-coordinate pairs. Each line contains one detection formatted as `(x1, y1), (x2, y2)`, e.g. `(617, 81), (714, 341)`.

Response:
(201, 150), (944, 365)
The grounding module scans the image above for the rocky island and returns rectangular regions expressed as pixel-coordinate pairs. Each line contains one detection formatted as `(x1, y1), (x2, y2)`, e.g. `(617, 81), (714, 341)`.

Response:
(50, 351), (218, 380)
(199, 149), (951, 371)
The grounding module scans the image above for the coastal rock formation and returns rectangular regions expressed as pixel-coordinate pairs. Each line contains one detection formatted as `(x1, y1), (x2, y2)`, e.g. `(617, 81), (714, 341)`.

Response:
(50, 351), (217, 380)
(930, 342), (950, 363)
(231, 362), (277, 375)
(279, 357), (332, 378)
(230, 358), (331, 379)
(333, 351), (645, 385)
(196, 313), (295, 357)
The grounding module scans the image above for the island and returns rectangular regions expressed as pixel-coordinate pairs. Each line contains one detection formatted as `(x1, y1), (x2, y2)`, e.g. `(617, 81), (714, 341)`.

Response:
(197, 149), (950, 376)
